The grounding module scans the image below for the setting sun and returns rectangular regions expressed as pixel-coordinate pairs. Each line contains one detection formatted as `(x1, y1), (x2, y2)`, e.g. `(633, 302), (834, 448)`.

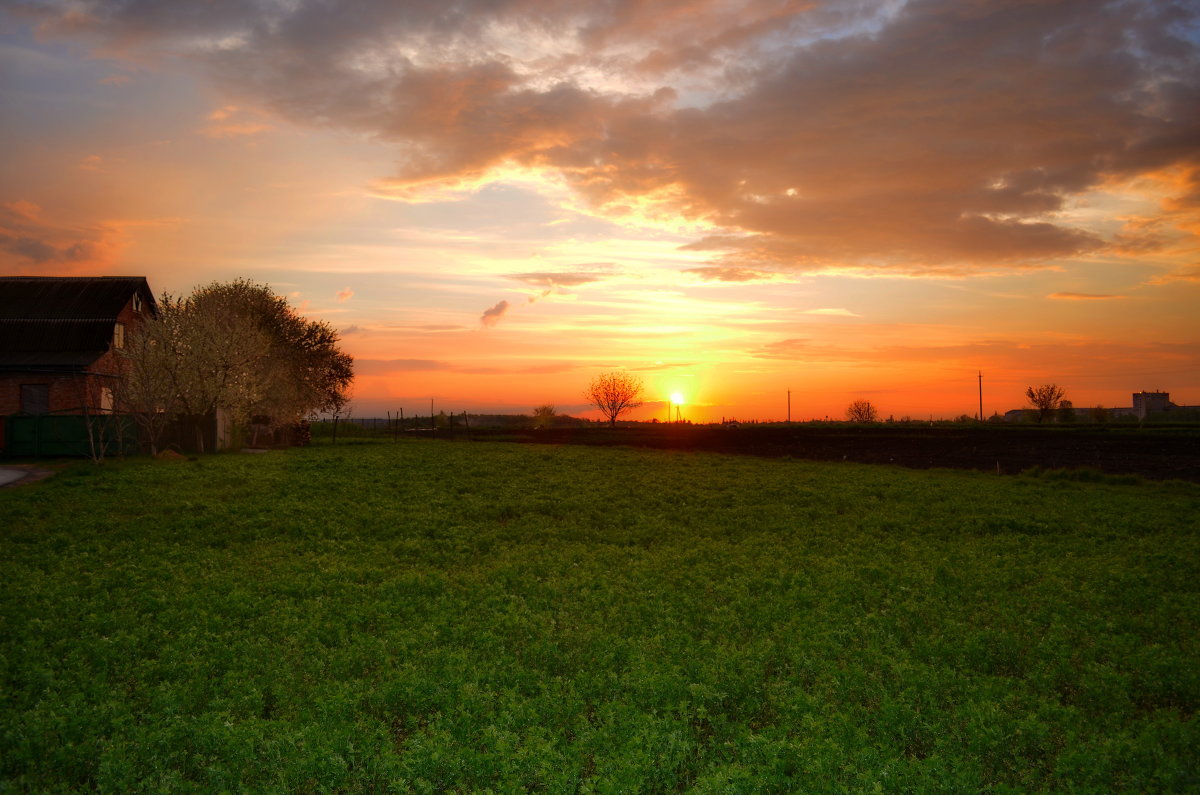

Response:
(670, 392), (685, 406)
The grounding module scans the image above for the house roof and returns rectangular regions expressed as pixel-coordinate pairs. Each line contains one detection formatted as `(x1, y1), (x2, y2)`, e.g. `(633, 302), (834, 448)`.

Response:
(0, 277), (156, 372)
(0, 276), (156, 320)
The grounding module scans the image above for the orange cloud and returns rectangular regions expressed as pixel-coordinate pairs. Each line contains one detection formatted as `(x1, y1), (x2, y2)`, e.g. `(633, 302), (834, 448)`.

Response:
(1047, 292), (1126, 301)
(19, 0), (1200, 278)
(803, 308), (861, 317)
(681, 266), (777, 283)
(480, 299), (509, 327)
(335, 287), (354, 302)
(200, 106), (270, 138)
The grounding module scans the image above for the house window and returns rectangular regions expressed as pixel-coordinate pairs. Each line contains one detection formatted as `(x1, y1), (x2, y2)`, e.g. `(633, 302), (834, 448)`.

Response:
(132, 293), (143, 313)
(113, 322), (125, 349)
(100, 387), (114, 412)
(20, 384), (50, 415)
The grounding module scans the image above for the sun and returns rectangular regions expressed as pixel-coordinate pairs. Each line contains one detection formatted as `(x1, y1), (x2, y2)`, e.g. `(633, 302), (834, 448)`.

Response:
(670, 391), (685, 405)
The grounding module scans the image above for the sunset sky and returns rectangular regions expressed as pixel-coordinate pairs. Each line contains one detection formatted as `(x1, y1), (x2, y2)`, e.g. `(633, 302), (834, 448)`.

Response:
(2, 0), (1197, 422)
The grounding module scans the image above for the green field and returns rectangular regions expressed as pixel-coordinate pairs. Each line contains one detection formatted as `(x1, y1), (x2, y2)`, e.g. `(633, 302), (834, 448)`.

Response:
(2, 441), (1198, 792)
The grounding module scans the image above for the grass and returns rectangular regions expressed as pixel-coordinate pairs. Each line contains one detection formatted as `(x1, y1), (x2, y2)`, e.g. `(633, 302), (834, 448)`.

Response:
(2, 439), (1198, 792)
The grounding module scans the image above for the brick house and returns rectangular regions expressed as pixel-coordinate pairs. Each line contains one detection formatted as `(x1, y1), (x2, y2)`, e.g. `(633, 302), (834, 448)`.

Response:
(0, 277), (156, 450)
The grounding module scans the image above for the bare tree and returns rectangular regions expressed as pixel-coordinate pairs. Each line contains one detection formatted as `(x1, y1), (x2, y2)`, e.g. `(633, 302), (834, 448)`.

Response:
(845, 399), (879, 423)
(1025, 384), (1066, 423)
(585, 372), (644, 426)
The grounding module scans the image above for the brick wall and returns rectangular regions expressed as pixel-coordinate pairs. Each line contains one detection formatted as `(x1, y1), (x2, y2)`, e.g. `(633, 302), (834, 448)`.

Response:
(0, 294), (143, 417)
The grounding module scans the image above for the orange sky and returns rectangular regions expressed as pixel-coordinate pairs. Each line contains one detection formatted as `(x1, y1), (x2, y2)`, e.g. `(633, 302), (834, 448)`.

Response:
(2, 0), (1198, 421)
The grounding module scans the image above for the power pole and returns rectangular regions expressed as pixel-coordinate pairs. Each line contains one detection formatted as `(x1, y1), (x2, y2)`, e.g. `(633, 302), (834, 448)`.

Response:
(430, 398), (435, 431)
(787, 390), (791, 423)
(977, 371), (984, 422)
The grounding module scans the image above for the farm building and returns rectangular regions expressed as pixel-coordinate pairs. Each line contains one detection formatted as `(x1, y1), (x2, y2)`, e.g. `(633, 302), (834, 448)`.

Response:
(0, 276), (156, 455)
(1004, 390), (1199, 422)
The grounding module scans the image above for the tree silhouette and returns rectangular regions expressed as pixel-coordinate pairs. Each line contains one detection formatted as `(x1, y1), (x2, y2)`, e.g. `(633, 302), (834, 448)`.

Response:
(845, 399), (879, 423)
(532, 403), (556, 429)
(1025, 384), (1066, 423)
(585, 371), (643, 426)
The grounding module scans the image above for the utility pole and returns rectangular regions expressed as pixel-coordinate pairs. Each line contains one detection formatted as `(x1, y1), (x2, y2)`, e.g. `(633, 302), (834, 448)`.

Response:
(787, 390), (791, 423)
(430, 398), (435, 431)
(977, 371), (984, 422)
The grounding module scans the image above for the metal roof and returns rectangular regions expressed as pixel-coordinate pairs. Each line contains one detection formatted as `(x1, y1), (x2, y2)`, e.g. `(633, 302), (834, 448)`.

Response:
(0, 277), (156, 372)
(0, 276), (156, 320)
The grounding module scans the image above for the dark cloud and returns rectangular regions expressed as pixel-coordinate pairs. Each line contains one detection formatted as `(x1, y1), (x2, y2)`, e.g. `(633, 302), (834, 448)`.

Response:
(20, 0), (1200, 271)
(0, 200), (108, 268)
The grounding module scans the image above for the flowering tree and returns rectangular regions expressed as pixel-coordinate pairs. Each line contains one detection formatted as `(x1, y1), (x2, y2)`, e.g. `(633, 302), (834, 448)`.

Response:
(118, 280), (354, 451)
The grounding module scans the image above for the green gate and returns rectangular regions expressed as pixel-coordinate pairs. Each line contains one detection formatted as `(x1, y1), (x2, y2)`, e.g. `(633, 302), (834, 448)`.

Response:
(4, 413), (136, 458)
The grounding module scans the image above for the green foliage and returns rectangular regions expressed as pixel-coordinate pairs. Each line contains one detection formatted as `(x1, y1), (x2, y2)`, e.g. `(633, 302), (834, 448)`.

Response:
(2, 442), (1198, 791)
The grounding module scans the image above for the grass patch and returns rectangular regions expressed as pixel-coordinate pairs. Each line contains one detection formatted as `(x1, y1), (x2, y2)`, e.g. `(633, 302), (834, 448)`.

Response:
(3, 440), (1198, 791)
(1020, 465), (1146, 486)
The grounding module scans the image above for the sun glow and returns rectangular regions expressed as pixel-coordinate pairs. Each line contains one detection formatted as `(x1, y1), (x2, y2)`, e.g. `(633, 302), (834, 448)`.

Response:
(670, 391), (685, 405)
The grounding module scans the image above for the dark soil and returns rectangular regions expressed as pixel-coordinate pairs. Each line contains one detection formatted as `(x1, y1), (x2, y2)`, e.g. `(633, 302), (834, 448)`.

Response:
(462, 424), (1200, 482)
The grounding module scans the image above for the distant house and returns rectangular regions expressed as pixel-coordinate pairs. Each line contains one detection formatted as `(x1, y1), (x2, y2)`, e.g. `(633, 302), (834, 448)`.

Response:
(0, 276), (156, 453)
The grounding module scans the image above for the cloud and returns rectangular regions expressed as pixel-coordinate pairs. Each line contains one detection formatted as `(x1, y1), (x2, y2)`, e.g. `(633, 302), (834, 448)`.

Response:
(480, 299), (510, 327)
(98, 74), (129, 86)
(1146, 266), (1200, 285)
(506, 270), (611, 289)
(355, 357), (576, 376)
(754, 337), (1200, 380)
(1047, 292), (1126, 301)
(0, 200), (112, 269)
(340, 324), (361, 335)
(802, 308), (861, 317)
(200, 105), (270, 138)
(335, 287), (354, 302)
(21, 0), (1200, 273)
(78, 155), (103, 172)
(681, 266), (775, 283)
(354, 358), (453, 375)
(629, 361), (697, 371)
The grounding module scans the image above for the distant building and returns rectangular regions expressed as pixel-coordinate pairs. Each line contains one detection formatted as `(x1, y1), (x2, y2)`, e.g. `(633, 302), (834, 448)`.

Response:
(1004, 390), (1197, 422)
(1130, 390), (1174, 419)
